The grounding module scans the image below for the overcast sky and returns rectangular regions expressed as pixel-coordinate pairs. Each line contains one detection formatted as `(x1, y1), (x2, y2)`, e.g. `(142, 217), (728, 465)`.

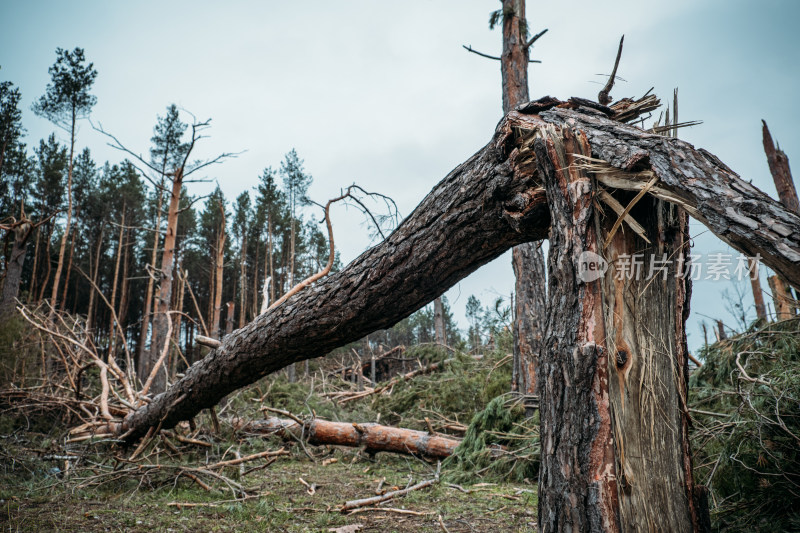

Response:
(2, 0), (798, 352)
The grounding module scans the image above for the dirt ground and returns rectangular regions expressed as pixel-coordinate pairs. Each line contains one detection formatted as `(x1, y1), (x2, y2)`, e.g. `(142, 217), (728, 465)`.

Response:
(1, 437), (538, 533)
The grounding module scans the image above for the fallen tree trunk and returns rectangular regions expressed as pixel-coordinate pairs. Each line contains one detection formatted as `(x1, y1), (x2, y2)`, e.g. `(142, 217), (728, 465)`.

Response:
(240, 417), (460, 460)
(118, 114), (550, 442)
(119, 97), (800, 443)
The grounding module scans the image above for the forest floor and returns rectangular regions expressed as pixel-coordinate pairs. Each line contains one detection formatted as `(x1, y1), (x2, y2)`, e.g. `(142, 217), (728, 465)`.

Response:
(2, 317), (799, 532)
(1, 342), (539, 532)
(0, 437), (537, 532)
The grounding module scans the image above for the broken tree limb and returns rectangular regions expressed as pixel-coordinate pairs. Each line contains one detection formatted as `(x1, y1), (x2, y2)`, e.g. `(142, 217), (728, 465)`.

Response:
(517, 104), (800, 287)
(117, 97), (800, 443)
(341, 477), (438, 513)
(239, 417), (460, 460)
(341, 462), (440, 513)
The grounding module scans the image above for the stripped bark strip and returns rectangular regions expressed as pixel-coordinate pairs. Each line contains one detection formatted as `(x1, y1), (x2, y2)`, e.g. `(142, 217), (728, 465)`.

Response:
(535, 124), (621, 532)
(240, 417), (460, 460)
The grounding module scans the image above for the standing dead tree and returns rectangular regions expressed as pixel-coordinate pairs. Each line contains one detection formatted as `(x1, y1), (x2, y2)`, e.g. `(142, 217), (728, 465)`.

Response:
(762, 119), (799, 318)
(0, 209), (55, 316)
(480, 0), (549, 399)
(95, 114), (236, 393)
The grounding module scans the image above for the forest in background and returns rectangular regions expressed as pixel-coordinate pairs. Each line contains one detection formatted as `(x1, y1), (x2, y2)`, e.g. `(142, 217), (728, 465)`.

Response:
(0, 49), (517, 388)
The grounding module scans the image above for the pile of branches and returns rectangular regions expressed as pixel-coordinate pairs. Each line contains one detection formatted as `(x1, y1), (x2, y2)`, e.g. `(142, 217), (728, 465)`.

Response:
(7, 301), (162, 442)
(690, 317), (800, 532)
(0, 303), (290, 503)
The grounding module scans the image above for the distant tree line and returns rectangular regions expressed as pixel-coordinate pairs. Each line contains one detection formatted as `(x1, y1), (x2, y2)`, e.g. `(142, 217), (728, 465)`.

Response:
(0, 48), (510, 387)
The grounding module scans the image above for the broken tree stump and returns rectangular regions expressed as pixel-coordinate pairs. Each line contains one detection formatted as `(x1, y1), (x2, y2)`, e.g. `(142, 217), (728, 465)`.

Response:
(534, 123), (705, 531)
(768, 275), (795, 320)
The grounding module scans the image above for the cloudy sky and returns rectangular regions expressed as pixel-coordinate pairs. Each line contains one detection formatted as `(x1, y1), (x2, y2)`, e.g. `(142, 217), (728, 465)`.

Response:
(2, 0), (798, 352)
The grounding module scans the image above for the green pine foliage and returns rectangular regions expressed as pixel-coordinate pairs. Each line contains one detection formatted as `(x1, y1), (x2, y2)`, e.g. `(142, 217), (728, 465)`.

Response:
(444, 395), (539, 484)
(690, 318), (800, 532)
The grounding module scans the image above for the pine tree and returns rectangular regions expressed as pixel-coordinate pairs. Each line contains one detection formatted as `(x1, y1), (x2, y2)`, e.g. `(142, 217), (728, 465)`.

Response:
(253, 167), (285, 308)
(232, 191), (251, 327)
(29, 135), (68, 303)
(0, 76), (24, 180)
(279, 149), (311, 290)
(32, 47), (97, 311)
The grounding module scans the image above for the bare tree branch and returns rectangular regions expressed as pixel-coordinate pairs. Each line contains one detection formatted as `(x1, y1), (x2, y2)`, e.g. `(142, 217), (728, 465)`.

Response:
(462, 45), (541, 63)
(524, 28), (548, 49)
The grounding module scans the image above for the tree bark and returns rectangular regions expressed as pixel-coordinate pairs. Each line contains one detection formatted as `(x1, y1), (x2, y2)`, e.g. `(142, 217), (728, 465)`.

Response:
(762, 120), (798, 314)
(241, 417), (460, 460)
(762, 120), (799, 213)
(26, 227), (40, 305)
(85, 224), (104, 331)
(36, 227), (52, 303)
(118, 229), (131, 327)
(501, 0), (547, 397)
(534, 124), (620, 532)
(59, 228), (76, 312)
(0, 219), (33, 316)
(48, 108), (76, 312)
(144, 169), (183, 394)
(768, 275), (793, 320)
(433, 297), (445, 345)
(137, 181), (164, 377)
(512, 241), (544, 396)
(225, 301), (235, 337)
(238, 233), (247, 328)
(534, 123), (706, 531)
(118, 102), (800, 444)
(108, 210), (125, 359)
(715, 319), (727, 342)
(500, 0), (530, 116)
(748, 258), (768, 321)
(210, 209), (226, 339)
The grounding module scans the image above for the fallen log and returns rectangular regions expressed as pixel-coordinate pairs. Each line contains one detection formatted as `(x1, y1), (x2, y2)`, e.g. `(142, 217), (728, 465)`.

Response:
(239, 417), (460, 460)
(118, 97), (800, 443)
